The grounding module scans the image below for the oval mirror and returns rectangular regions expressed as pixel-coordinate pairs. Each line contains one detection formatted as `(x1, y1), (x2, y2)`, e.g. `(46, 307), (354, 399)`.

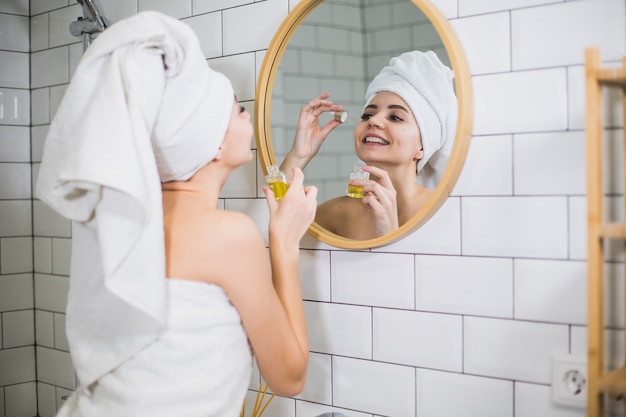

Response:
(255, 0), (473, 249)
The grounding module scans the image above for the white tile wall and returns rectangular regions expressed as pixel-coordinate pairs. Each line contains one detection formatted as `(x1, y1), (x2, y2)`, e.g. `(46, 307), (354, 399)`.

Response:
(2, 0), (625, 415)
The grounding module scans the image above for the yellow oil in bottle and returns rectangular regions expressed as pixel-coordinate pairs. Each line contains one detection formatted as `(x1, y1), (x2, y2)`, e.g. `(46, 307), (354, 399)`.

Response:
(268, 181), (289, 201)
(346, 184), (365, 199)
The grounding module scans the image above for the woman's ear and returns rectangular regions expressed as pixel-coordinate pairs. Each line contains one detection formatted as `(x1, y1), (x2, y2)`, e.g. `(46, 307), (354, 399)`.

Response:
(413, 146), (424, 161)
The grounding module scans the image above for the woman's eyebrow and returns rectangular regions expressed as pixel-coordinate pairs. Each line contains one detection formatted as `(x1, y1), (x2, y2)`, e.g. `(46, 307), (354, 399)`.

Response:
(388, 104), (409, 112)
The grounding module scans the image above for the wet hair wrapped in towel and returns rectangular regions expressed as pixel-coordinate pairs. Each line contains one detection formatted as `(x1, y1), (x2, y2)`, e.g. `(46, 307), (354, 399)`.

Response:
(365, 50), (457, 189)
(35, 11), (233, 390)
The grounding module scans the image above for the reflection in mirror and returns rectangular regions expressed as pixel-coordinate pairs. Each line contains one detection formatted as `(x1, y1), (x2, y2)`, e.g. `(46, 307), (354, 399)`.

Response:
(256, 0), (473, 248)
(270, 0), (450, 203)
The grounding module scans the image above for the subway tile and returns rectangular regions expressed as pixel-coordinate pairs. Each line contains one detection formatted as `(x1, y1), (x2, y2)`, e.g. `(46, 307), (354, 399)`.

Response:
(2, 310), (34, 348)
(0, 346), (35, 385)
(34, 274), (69, 314)
(69, 43), (83, 79)
(31, 125), (50, 162)
(512, 0), (626, 70)
(331, 251), (414, 309)
(513, 131), (586, 195)
(304, 301), (371, 359)
(450, 13), (510, 75)
(193, 0), (252, 14)
(30, 13), (49, 52)
(299, 249), (331, 302)
(383, 197), (461, 254)
(223, 0), (288, 56)
(0, 387), (3, 417)
(0, 196), (32, 238)
(568, 64), (623, 131)
(428, 0), (457, 18)
(460, 0), (564, 16)
(294, 352), (331, 404)
(49, 5), (82, 48)
(36, 310), (54, 348)
(0, 126), (30, 162)
(0, 274), (33, 312)
(183, 12), (222, 59)
(31, 88), (50, 125)
(374, 308), (462, 371)
(92, 0), (138, 25)
(36, 346), (76, 390)
(0, 0), (28, 15)
(333, 356), (415, 416)
(5, 382), (37, 417)
(0, 14), (29, 52)
(415, 255), (513, 318)
(296, 401), (369, 417)
(33, 200), (72, 238)
(0, 88), (30, 126)
(472, 69), (567, 135)
(416, 368), (513, 417)
(0, 52), (29, 89)
(514, 259), (586, 325)
(31, 0), (68, 16)
(138, 0), (192, 18)
(1, 237), (33, 274)
(462, 196), (568, 259)
(52, 238), (71, 276)
(34, 237), (53, 274)
(31, 47), (70, 89)
(209, 53), (256, 102)
(0, 163), (31, 199)
(37, 382), (57, 417)
(515, 382), (585, 417)
(54, 313), (69, 351)
(464, 317), (569, 383)
(452, 135), (513, 196)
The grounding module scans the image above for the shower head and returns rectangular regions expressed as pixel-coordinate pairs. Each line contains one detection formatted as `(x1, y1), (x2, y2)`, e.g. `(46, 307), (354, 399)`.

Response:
(74, 0), (108, 33)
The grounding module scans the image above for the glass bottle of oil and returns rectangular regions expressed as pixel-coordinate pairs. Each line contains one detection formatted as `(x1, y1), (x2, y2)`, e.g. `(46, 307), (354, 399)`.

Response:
(346, 162), (369, 198)
(265, 165), (288, 201)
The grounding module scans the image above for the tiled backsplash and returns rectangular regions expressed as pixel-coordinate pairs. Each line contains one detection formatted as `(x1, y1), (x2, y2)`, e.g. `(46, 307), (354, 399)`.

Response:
(0, 0), (625, 416)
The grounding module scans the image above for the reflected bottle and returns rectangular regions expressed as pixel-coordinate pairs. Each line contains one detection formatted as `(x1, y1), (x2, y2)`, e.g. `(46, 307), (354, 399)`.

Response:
(346, 162), (369, 198)
(265, 165), (288, 201)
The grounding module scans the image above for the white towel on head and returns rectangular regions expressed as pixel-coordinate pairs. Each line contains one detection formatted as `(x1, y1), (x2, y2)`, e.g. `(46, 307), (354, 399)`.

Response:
(365, 50), (457, 189)
(35, 11), (233, 388)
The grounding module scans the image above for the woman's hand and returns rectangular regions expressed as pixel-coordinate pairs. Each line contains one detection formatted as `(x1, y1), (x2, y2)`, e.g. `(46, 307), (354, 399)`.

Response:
(264, 167), (318, 247)
(351, 165), (399, 236)
(281, 93), (343, 178)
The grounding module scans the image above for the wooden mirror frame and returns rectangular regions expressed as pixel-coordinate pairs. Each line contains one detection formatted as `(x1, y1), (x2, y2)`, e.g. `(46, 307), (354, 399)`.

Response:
(255, 0), (473, 249)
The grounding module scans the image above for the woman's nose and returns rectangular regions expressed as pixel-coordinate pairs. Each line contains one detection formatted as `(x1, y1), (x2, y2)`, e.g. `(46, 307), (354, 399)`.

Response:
(368, 114), (384, 128)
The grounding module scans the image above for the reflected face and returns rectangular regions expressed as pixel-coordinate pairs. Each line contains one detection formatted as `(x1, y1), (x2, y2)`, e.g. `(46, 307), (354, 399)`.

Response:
(354, 91), (424, 170)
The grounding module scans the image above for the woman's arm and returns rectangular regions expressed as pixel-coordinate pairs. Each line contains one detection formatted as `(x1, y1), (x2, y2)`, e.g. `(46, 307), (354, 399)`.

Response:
(280, 93), (343, 180)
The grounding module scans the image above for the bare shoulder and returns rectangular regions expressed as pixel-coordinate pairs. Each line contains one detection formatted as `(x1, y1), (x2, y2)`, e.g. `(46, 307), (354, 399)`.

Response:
(315, 196), (365, 234)
(165, 207), (267, 285)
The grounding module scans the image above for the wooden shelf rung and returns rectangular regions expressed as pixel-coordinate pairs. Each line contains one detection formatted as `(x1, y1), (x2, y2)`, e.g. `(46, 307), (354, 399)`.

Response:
(597, 367), (626, 395)
(596, 68), (626, 87)
(596, 222), (626, 239)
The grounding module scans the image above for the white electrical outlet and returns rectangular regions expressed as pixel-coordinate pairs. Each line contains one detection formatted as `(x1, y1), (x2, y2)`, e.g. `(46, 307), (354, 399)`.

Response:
(552, 354), (587, 408)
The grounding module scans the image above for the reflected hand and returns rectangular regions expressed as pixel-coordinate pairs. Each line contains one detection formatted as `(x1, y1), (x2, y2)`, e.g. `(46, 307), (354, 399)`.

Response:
(352, 165), (399, 236)
(264, 167), (318, 247)
(283, 93), (343, 174)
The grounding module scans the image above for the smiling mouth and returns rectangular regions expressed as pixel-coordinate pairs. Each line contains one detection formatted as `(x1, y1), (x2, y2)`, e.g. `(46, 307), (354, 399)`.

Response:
(362, 136), (389, 145)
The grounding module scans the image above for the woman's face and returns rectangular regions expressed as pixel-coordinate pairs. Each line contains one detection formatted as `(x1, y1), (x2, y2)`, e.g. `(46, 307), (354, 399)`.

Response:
(221, 98), (254, 166)
(354, 91), (424, 169)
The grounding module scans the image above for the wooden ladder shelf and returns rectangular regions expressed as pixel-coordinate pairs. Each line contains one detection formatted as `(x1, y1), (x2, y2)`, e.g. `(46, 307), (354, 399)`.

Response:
(585, 47), (626, 417)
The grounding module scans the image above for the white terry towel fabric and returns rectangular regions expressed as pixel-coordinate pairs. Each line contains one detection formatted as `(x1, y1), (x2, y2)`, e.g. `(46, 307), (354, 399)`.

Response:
(35, 11), (234, 391)
(57, 280), (253, 417)
(365, 50), (458, 189)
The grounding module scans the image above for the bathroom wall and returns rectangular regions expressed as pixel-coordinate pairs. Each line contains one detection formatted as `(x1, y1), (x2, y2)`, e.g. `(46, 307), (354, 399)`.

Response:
(0, 0), (624, 416)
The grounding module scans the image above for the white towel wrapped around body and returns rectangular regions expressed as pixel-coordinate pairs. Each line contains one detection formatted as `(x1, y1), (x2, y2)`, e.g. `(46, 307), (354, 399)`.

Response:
(57, 280), (253, 417)
(34, 10), (236, 404)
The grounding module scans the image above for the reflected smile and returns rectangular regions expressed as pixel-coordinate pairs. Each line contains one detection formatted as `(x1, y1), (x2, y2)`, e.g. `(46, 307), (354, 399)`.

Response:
(362, 136), (389, 145)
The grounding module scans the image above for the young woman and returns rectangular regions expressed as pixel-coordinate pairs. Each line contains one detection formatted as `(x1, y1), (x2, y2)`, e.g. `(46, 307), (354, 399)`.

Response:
(36, 11), (316, 417)
(281, 51), (457, 240)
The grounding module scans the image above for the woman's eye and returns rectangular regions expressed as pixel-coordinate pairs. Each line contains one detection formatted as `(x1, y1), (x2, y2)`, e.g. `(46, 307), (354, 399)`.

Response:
(389, 114), (404, 122)
(360, 113), (372, 121)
